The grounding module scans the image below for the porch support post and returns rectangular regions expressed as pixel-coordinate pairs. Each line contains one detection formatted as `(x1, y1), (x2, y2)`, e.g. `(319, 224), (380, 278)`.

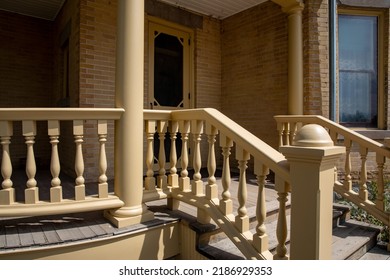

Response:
(273, 0), (304, 115)
(105, 0), (154, 227)
(280, 124), (345, 259)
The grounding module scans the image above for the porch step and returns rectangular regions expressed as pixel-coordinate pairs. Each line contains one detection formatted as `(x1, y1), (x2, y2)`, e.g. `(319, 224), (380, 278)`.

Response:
(197, 205), (383, 260)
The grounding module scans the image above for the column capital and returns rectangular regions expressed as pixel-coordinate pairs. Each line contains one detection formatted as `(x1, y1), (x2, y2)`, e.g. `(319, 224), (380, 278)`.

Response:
(272, 0), (304, 14)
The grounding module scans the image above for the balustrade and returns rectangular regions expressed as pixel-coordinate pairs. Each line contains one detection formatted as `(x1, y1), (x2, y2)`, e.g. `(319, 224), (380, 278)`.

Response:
(0, 108), (123, 217)
(0, 121), (14, 205)
(275, 115), (390, 252)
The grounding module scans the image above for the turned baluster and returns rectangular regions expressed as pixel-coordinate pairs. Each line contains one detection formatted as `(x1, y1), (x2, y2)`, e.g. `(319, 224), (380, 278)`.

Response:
(48, 120), (62, 202)
(235, 147), (251, 239)
(376, 154), (385, 211)
(206, 123), (218, 202)
(219, 133), (233, 220)
(289, 122), (297, 145)
(359, 146), (368, 201)
(253, 160), (270, 254)
(0, 121), (14, 205)
(23, 121), (39, 204)
(98, 120), (108, 198)
(277, 122), (284, 147)
(157, 120), (167, 190)
(274, 176), (289, 260)
(168, 121), (179, 188)
(144, 120), (156, 191)
(284, 122), (290, 146)
(191, 120), (204, 196)
(179, 120), (190, 192)
(74, 120), (85, 201)
(344, 138), (353, 191)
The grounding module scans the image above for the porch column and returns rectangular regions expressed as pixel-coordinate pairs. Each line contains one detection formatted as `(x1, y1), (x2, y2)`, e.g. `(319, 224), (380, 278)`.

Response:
(273, 0), (304, 115)
(105, 0), (154, 227)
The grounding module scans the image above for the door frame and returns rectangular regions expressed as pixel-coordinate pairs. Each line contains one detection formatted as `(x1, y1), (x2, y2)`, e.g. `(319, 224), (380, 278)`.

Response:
(147, 16), (195, 110)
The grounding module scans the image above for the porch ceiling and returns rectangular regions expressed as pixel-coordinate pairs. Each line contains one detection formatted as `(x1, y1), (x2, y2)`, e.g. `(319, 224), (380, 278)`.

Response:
(158, 0), (268, 19)
(0, 0), (65, 21)
(0, 0), (270, 21)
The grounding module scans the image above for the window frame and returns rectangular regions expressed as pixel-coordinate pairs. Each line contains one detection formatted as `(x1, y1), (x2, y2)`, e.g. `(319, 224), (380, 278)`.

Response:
(336, 8), (385, 129)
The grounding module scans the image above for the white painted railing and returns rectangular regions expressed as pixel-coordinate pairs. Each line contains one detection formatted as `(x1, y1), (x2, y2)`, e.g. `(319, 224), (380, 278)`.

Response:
(275, 115), (390, 248)
(0, 108), (124, 216)
(143, 109), (344, 259)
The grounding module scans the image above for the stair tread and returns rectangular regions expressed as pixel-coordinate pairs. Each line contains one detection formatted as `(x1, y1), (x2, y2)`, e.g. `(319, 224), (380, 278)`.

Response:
(202, 214), (381, 260)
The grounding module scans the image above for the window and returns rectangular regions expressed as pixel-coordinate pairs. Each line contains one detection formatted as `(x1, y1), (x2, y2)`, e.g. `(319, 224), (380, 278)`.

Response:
(337, 10), (384, 128)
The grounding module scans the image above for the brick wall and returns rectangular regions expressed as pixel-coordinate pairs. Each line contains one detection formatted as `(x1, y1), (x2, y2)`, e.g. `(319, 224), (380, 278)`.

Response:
(303, 0), (329, 117)
(53, 0), (81, 179)
(221, 1), (288, 149)
(0, 10), (54, 168)
(78, 0), (117, 182)
(195, 17), (222, 110)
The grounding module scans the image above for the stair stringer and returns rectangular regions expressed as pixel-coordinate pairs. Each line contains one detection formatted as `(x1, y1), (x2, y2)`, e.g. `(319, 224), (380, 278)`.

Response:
(172, 190), (273, 260)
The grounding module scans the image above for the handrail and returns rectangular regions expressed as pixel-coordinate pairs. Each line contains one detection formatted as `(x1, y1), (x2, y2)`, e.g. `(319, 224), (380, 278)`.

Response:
(145, 108), (290, 182)
(274, 115), (390, 229)
(274, 115), (390, 157)
(144, 108), (291, 259)
(0, 107), (125, 217)
(0, 108), (125, 121)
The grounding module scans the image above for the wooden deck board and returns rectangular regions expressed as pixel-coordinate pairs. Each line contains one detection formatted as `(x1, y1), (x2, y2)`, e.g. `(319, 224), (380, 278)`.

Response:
(5, 226), (20, 248)
(18, 225), (35, 247)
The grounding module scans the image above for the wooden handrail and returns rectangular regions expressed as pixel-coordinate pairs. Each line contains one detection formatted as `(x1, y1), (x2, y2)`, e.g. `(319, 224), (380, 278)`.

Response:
(274, 115), (390, 157)
(0, 108), (124, 121)
(162, 108), (291, 183)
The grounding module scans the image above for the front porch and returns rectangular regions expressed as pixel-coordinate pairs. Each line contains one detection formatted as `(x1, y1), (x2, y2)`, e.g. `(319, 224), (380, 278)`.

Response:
(1, 166), (388, 260)
(1, 107), (390, 260)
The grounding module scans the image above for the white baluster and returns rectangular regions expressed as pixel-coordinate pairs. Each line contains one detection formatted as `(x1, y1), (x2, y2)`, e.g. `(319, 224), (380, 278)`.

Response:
(344, 138), (352, 191)
(168, 121), (179, 188)
(98, 120), (108, 198)
(48, 120), (62, 202)
(179, 120), (190, 192)
(0, 121), (14, 205)
(144, 120), (156, 191)
(284, 122), (290, 146)
(23, 121), (39, 204)
(219, 134), (233, 220)
(235, 146), (251, 239)
(74, 120), (85, 201)
(274, 176), (289, 260)
(157, 120), (167, 189)
(206, 123), (218, 202)
(376, 154), (385, 211)
(191, 120), (203, 196)
(359, 146), (368, 201)
(253, 160), (270, 255)
(277, 122), (284, 147)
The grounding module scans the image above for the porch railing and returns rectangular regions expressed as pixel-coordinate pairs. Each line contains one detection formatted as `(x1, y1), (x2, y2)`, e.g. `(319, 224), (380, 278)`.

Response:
(275, 115), (390, 236)
(0, 108), (124, 216)
(143, 109), (344, 259)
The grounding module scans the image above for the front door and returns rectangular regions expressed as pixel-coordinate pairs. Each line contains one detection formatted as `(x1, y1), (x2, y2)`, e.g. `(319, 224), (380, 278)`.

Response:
(148, 20), (192, 110)
(148, 19), (193, 172)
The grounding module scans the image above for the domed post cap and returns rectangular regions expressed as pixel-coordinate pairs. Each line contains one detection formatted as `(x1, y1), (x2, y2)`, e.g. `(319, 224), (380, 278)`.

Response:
(293, 124), (333, 147)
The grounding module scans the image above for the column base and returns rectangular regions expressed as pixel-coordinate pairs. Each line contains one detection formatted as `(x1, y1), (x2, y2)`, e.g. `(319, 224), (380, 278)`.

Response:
(104, 204), (154, 228)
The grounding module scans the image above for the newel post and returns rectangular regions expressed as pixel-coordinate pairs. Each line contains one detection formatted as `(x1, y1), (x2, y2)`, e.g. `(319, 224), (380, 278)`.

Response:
(279, 124), (345, 259)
